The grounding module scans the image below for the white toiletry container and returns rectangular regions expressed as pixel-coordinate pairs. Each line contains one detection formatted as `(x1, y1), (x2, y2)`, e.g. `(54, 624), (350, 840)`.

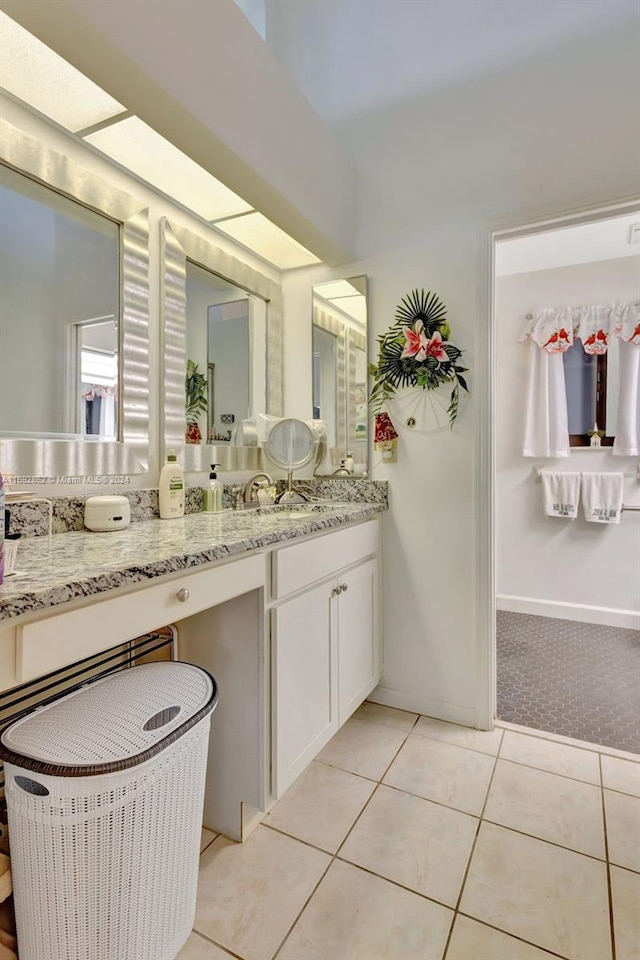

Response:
(84, 495), (130, 531)
(0, 661), (218, 960)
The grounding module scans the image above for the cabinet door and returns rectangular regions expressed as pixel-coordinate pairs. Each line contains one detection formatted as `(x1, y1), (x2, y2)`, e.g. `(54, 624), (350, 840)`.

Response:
(272, 581), (338, 796)
(337, 557), (380, 724)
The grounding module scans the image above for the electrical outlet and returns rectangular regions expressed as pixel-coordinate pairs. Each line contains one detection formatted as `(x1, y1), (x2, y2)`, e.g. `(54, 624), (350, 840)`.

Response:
(376, 439), (397, 463)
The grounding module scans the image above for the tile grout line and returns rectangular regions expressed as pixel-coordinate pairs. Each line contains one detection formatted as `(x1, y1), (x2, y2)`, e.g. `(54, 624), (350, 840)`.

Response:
(440, 726), (505, 960)
(495, 719), (640, 764)
(377, 775), (611, 866)
(454, 912), (572, 960)
(194, 711), (630, 960)
(496, 754), (603, 789)
(188, 929), (245, 960)
(270, 718), (418, 960)
(600, 753), (617, 960)
(268, 720), (618, 949)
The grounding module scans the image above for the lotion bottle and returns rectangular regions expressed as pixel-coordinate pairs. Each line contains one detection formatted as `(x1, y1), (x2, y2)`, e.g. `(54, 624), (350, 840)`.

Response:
(203, 464), (224, 512)
(344, 452), (355, 474)
(159, 450), (185, 519)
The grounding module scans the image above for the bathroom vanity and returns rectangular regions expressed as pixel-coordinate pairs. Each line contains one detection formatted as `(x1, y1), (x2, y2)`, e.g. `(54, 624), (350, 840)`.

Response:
(0, 503), (384, 841)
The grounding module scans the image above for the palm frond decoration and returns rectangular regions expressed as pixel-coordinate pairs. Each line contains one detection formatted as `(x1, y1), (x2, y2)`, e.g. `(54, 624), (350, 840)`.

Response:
(368, 289), (469, 428)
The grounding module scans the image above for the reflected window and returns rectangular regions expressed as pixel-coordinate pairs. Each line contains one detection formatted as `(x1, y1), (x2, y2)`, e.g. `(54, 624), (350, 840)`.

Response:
(313, 325), (338, 448)
(0, 163), (119, 438)
(563, 341), (615, 446)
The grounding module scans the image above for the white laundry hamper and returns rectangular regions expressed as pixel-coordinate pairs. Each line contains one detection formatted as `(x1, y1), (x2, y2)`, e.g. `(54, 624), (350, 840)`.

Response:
(0, 661), (218, 960)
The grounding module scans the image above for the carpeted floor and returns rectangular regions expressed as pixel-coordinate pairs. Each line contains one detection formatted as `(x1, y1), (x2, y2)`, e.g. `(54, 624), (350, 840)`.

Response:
(496, 610), (640, 754)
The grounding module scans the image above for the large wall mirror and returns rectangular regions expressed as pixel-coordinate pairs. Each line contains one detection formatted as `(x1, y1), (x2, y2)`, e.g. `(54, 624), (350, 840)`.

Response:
(312, 277), (368, 475)
(161, 218), (283, 471)
(0, 119), (150, 476)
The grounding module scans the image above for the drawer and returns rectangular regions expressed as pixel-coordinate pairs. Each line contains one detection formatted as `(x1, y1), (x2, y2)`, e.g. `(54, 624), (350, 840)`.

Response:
(273, 519), (379, 599)
(16, 554), (265, 683)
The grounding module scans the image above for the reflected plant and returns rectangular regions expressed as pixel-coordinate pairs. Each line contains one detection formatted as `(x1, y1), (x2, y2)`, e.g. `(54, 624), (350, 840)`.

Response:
(185, 360), (207, 423)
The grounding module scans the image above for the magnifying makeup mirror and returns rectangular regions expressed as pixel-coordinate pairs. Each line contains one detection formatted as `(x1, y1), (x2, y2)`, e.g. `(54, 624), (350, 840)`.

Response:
(265, 418), (316, 502)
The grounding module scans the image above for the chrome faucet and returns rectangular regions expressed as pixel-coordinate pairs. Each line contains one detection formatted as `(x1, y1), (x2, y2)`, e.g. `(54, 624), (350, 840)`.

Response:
(243, 471), (275, 504)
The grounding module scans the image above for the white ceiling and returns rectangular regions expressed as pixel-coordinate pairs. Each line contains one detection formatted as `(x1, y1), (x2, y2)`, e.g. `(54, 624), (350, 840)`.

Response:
(266, 0), (638, 123)
(495, 211), (640, 276)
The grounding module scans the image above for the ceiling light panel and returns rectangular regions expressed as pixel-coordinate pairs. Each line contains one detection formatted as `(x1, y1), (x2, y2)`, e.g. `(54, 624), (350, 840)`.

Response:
(0, 12), (126, 132)
(85, 116), (252, 221)
(214, 212), (321, 270)
(314, 280), (361, 299)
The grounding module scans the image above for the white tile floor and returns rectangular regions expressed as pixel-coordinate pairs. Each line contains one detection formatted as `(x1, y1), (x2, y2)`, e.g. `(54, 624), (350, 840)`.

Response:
(178, 706), (640, 960)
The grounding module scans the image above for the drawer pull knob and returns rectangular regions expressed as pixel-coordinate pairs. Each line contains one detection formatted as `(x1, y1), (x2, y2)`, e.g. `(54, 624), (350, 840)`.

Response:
(176, 588), (190, 602)
(341, 583), (349, 593)
(332, 586), (340, 596)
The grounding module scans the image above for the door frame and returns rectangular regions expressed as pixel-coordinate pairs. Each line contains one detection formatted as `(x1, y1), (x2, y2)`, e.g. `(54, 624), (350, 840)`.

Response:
(474, 196), (640, 730)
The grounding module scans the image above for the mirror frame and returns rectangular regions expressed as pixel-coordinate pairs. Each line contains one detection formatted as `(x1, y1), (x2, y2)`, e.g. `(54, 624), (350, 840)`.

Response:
(347, 326), (368, 452)
(0, 118), (150, 476)
(161, 217), (284, 471)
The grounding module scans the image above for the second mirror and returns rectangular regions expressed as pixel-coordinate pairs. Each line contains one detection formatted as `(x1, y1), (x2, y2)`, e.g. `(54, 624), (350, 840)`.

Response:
(312, 276), (368, 475)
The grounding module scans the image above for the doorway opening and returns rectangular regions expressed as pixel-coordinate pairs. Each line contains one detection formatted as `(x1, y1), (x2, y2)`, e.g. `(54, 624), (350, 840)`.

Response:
(492, 206), (640, 753)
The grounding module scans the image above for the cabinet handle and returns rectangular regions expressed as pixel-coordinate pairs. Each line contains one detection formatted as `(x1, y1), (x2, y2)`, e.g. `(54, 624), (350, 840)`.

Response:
(341, 583), (348, 593)
(331, 586), (341, 596)
(176, 588), (190, 602)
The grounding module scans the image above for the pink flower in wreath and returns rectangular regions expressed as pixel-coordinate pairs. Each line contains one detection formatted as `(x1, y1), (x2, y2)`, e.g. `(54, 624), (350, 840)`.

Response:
(402, 321), (429, 360)
(423, 330), (448, 362)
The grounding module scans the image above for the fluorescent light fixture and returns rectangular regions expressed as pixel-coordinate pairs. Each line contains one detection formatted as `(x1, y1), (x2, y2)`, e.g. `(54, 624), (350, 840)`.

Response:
(0, 12), (126, 132)
(214, 212), (321, 269)
(85, 116), (252, 221)
(313, 280), (361, 300)
(314, 279), (366, 324)
(337, 296), (367, 325)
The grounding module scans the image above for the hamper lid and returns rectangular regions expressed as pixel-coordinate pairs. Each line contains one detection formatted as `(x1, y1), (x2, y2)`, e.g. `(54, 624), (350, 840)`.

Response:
(0, 662), (217, 776)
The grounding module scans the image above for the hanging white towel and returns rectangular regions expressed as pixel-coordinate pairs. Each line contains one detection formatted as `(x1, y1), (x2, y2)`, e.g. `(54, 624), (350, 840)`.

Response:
(540, 471), (580, 519)
(581, 473), (624, 524)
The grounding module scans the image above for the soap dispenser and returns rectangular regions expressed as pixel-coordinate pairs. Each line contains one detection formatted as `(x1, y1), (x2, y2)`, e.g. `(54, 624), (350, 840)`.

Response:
(204, 464), (224, 512)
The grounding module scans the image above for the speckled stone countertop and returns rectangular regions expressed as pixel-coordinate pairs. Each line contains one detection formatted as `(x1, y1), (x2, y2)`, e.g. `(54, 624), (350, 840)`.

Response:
(0, 502), (386, 623)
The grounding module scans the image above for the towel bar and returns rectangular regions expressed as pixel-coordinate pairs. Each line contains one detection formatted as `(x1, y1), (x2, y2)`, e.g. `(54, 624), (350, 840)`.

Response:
(534, 465), (640, 482)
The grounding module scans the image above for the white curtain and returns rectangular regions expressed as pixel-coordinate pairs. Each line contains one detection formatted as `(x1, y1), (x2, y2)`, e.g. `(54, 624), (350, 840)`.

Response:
(613, 340), (640, 456)
(520, 301), (639, 458)
(522, 342), (570, 458)
(98, 393), (116, 438)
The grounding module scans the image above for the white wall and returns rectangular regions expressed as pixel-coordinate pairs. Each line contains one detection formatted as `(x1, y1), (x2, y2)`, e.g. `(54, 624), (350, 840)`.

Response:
(282, 21), (640, 726)
(496, 257), (640, 624)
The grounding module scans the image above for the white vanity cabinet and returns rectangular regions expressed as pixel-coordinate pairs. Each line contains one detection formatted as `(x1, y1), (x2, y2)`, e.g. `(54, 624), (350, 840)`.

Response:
(0, 513), (383, 839)
(270, 520), (381, 796)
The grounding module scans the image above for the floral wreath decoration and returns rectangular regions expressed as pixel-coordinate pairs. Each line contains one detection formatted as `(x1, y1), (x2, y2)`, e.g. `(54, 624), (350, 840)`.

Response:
(369, 290), (469, 430)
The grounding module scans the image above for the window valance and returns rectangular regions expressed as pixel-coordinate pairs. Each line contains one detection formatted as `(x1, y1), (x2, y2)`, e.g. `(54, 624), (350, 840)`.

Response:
(520, 302), (640, 355)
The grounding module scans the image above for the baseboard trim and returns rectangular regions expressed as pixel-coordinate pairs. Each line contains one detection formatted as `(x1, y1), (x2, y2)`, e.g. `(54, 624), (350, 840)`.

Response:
(367, 685), (478, 728)
(497, 595), (639, 630)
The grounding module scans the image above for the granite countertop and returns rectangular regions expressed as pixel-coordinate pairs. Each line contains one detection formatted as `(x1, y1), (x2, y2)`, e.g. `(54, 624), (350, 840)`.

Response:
(0, 502), (386, 622)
